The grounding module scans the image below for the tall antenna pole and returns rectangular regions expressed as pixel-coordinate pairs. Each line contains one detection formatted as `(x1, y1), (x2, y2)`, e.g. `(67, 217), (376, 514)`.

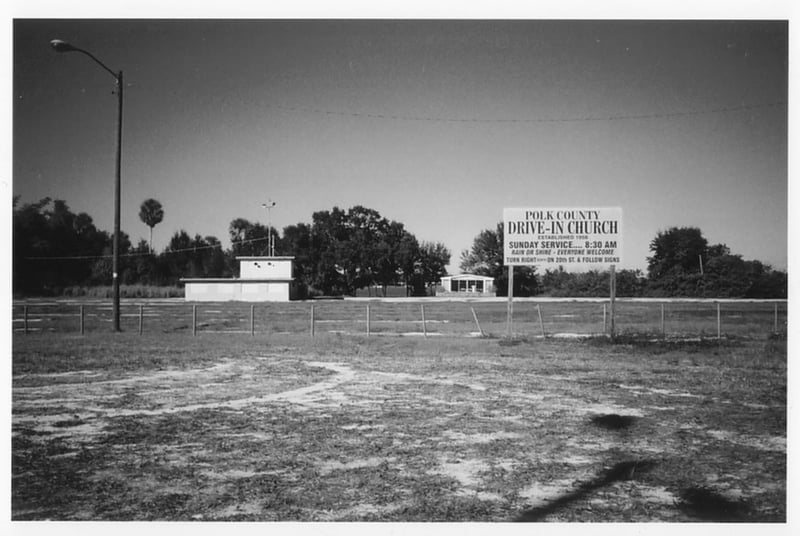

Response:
(262, 200), (276, 256)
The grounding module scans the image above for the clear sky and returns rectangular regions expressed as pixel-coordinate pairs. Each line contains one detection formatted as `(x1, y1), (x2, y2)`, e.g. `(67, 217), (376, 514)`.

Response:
(11, 9), (789, 273)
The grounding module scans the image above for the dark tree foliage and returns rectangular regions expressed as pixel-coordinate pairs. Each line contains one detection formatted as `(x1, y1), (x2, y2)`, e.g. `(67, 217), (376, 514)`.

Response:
(459, 223), (504, 278)
(228, 218), (277, 259)
(15, 195), (784, 300)
(123, 239), (159, 286)
(416, 241), (451, 296)
(539, 268), (646, 297)
(279, 222), (314, 299)
(647, 227), (708, 279)
(274, 206), (451, 297)
(13, 197), (127, 295)
(161, 230), (227, 283)
(645, 228), (786, 298)
(138, 198), (164, 253)
(14, 196), (451, 297)
(460, 223), (537, 296)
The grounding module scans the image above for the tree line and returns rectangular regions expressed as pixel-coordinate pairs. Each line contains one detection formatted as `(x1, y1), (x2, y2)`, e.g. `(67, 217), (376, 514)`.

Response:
(13, 197), (786, 299)
(460, 224), (786, 299)
(12, 197), (450, 298)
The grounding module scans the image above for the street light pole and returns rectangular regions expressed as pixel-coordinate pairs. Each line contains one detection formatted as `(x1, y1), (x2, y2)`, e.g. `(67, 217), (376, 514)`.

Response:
(51, 39), (123, 332)
(112, 70), (123, 332)
(262, 200), (276, 256)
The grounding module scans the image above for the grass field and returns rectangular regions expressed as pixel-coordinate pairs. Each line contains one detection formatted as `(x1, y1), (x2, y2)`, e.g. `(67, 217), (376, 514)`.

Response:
(11, 327), (786, 522)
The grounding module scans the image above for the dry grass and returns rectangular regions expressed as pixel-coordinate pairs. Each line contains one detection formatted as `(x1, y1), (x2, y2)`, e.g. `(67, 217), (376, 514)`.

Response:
(11, 332), (786, 522)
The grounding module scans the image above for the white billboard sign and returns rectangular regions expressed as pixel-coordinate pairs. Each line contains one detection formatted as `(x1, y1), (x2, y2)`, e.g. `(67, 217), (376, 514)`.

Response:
(503, 207), (622, 269)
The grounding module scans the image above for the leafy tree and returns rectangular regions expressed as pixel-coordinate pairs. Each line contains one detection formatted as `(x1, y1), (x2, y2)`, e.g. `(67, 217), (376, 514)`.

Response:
(615, 269), (647, 297)
(415, 241), (451, 296)
(459, 223), (504, 278)
(280, 222), (315, 299)
(540, 268), (645, 297)
(138, 198), (164, 253)
(280, 205), (445, 297)
(162, 230), (223, 281)
(198, 236), (227, 278)
(13, 197), (122, 295)
(281, 211), (446, 298)
(647, 227), (708, 280)
(337, 206), (388, 294)
(644, 227), (786, 298)
(460, 223), (537, 296)
(747, 266), (787, 299)
(697, 255), (787, 298)
(123, 239), (156, 285)
(394, 230), (422, 292)
(309, 207), (349, 295)
(229, 218), (276, 259)
(374, 221), (418, 296)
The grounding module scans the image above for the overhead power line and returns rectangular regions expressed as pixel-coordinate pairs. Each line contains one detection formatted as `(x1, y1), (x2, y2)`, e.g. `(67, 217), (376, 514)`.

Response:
(24, 235), (269, 261)
(266, 101), (785, 123)
(123, 82), (786, 122)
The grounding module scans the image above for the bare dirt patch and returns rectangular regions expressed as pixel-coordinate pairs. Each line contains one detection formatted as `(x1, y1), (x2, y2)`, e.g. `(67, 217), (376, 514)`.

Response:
(12, 333), (786, 522)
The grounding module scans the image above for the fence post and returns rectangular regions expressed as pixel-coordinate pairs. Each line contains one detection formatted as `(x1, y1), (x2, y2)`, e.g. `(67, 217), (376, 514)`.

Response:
(603, 303), (607, 333)
(774, 302), (779, 333)
(470, 307), (484, 337)
(139, 304), (144, 336)
(716, 302), (721, 339)
(250, 305), (255, 336)
(608, 265), (616, 340)
(536, 304), (545, 338)
(366, 304), (371, 337)
(506, 266), (515, 338)
(23, 305), (28, 335)
(310, 304), (315, 337)
(192, 305), (197, 336)
(421, 304), (427, 338)
(661, 303), (665, 338)
(80, 304), (85, 335)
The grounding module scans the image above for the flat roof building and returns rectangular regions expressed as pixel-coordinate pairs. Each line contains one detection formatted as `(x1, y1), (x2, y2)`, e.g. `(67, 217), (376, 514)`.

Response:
(181, 256), (294, 302)
(437, 274), (495, 297)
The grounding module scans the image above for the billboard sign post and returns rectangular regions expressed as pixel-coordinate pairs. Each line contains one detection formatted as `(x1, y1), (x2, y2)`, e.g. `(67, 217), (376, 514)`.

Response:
(502, 207), (623, 338)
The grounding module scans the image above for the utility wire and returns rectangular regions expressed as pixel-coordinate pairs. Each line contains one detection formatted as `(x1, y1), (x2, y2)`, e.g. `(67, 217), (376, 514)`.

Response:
(24, 235), (269, 261)
(123, 82), (786, 122)
(264, 100), (785, 123)
(21, 99), (784, 262)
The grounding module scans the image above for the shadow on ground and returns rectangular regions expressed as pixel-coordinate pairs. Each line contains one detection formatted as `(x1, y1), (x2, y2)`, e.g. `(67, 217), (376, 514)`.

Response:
(676, 487), (751, 522)
(515, 459), (658, 522)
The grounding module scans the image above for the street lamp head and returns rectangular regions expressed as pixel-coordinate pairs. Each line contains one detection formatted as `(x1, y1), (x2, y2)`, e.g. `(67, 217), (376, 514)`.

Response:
(50, 39), (79, 53)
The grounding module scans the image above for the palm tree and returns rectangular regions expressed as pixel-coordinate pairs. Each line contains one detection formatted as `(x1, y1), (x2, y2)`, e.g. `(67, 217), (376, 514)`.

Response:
(139, 198), (164, 253)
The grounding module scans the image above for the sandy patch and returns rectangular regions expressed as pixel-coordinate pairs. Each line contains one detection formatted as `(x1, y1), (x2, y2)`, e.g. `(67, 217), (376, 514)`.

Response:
(443, 431), (523, 444)
(455, 489), (505, 501)
(207, 500), (265, 519)
(372, 370), (486, 391)
(518, 479), (577, 505)
(315, 500), (410, 521)
(200, 468), (277, 480)
(617, 384), (703, 399)
(634, 485), (679, 505)
(705, 429), (786, 452)
(317, 457), (388, 476)
(435, 458), (489, 487)
(581, 404), (646, 417)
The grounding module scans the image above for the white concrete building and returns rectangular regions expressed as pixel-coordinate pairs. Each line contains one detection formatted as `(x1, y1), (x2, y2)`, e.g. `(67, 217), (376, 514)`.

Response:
(437, 274), (495, 297)
(181, 256), (294, 302)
